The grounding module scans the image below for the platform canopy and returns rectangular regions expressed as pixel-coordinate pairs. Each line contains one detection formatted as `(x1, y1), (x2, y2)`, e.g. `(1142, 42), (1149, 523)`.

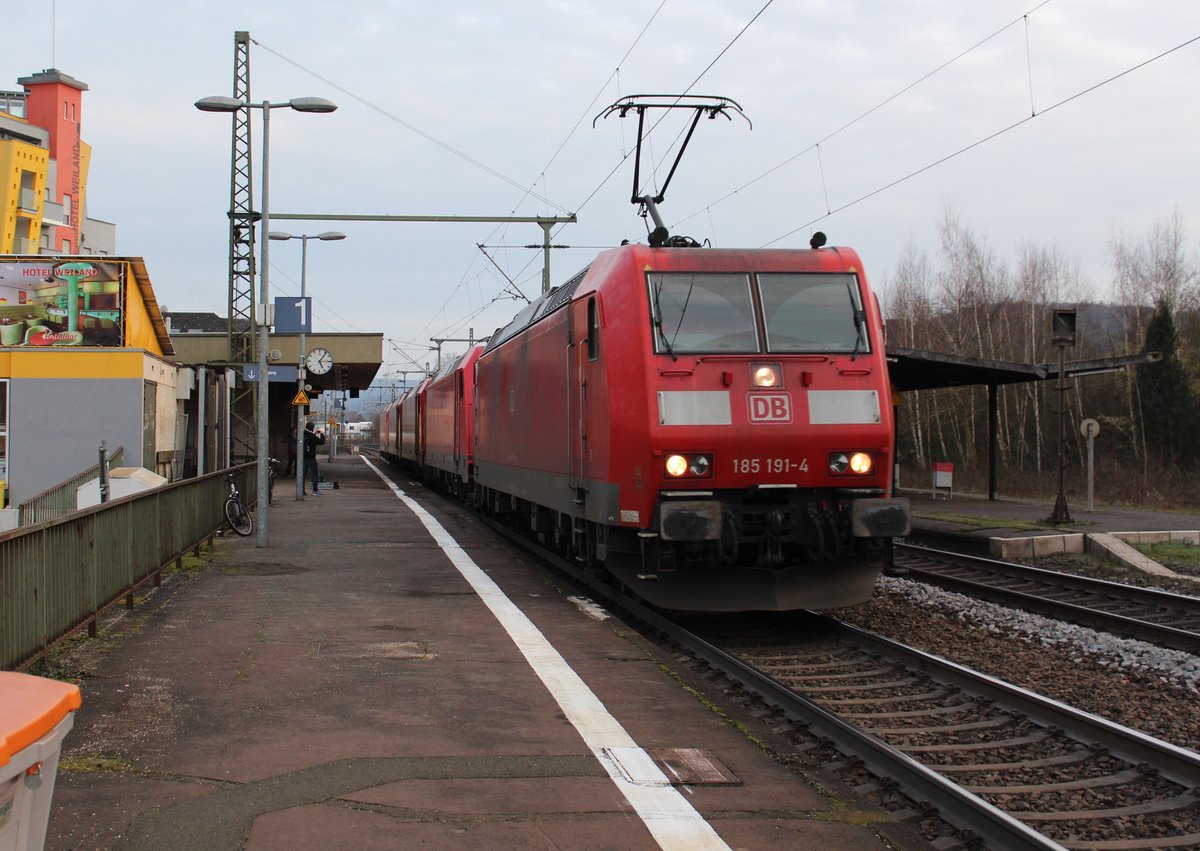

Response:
(884, 346), (1160, 501)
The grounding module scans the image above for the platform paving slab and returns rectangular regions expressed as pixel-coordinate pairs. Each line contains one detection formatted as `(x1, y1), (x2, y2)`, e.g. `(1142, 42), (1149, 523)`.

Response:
(44, 456), (920, 850)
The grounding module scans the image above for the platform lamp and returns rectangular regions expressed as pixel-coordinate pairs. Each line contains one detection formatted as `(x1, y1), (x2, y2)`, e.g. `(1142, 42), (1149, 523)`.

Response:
(1050, 306), (1077, 525)
(195, 94), (337, 547)
(268, 230), (347, 501)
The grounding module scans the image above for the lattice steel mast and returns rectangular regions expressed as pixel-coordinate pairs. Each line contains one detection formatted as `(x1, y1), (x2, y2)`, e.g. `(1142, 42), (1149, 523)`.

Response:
(227, 30), (257, 460)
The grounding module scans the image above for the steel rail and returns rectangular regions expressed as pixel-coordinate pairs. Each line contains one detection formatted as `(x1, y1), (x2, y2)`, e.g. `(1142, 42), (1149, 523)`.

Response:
(895, 543), (1200, 654)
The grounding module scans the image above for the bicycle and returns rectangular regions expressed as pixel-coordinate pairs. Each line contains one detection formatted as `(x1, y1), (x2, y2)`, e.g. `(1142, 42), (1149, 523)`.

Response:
(224, 472), (254, 536)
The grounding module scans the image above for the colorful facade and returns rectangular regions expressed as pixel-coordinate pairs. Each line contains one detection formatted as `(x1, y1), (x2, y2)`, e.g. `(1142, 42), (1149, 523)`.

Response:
(0, 69), (111, 256)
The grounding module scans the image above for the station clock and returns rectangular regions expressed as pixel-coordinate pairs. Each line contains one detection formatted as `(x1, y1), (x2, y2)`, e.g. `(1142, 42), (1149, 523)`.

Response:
(306, 347), (333, 375)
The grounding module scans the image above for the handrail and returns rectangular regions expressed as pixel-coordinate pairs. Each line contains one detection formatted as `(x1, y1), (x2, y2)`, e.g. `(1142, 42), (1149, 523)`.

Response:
(17, 445), (126, 526)
(1, 462), (256, 671)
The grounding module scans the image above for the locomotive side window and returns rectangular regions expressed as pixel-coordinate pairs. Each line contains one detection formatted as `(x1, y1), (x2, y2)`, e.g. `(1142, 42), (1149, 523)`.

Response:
(648, 273), (758, 354)
(587, 297), (600, 361)
(758, 273), (870, 354)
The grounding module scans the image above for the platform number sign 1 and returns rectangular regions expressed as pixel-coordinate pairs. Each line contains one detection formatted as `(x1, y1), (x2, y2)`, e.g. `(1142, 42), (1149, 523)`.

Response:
(274, 296), (312, 334)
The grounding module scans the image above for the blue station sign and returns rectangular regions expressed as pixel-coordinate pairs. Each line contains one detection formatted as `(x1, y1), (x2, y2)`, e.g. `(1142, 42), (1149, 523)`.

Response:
(241, 364), (299, 383)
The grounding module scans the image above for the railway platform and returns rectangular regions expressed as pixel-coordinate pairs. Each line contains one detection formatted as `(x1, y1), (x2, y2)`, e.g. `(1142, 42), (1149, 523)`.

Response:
(44, 455), (927, 851)
(905, 488), (1200, 575)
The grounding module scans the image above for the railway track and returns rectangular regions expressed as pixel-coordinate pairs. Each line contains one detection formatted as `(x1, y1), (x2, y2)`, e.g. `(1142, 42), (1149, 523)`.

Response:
(894, 543), (1200, 655)
(673, 611), (1200, 850)
(478, 520), (1200, 848)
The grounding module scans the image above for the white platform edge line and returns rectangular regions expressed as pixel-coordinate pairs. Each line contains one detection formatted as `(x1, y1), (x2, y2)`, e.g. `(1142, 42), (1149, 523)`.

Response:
(361, 457), (730, 851)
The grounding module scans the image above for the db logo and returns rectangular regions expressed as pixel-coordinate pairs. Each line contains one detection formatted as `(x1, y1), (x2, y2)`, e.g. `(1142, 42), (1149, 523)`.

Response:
(748, 394), (792, 423)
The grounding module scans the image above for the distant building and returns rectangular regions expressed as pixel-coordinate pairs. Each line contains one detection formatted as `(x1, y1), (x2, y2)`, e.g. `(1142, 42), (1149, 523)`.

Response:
(0, 68), (115, 256)
(163, 312), (251, 334)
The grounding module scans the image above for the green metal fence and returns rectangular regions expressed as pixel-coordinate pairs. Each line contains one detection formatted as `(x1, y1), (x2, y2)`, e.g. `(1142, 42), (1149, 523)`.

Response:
(1, 463), (256, 671)
(17, 445), (126, 527)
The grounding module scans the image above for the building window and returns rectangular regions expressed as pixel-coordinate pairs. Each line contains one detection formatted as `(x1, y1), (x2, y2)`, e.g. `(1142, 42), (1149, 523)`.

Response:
(0, 93), (26, 118)
(62, 194), (72, 226)
(61, 239), (71, 254)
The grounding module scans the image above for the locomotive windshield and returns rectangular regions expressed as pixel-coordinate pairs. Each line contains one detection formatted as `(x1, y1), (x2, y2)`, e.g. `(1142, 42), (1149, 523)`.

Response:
(758, 273), (869, 354)
(647, 271), (869, 355)
(648, 273), (758, 354)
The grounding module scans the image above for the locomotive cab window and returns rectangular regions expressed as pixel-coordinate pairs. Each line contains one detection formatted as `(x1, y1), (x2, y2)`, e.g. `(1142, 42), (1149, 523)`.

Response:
(648, 272), (758, 354)
(758, 273), (870, 354)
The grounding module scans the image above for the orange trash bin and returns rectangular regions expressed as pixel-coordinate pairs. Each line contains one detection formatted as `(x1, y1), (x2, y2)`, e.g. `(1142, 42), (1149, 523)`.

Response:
(0, 673), (81, 850)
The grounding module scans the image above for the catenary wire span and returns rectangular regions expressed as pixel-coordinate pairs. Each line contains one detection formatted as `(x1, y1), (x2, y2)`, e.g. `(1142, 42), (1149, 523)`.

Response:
(672, 0), (1056, 232)
(762, 31), (1200, 248)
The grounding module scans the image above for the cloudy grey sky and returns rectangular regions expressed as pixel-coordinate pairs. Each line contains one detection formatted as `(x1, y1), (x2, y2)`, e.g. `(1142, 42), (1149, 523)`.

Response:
(8, 1), (1199, 383)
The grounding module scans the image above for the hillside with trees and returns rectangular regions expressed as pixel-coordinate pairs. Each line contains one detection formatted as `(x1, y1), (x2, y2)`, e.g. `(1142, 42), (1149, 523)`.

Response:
(882, 209), (1198, 506)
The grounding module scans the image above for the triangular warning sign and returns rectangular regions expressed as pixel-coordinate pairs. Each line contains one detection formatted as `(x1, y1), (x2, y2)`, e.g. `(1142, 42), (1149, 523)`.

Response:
(291, 389), (310, 406)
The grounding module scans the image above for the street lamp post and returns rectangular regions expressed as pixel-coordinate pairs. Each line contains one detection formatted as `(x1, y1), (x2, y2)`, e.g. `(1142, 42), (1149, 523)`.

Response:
(196, 94), (336, 547)
(268, 230), (346, 500)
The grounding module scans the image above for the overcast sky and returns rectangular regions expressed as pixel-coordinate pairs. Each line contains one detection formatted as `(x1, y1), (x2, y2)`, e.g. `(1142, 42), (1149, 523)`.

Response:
(7, 1), (1199, 385)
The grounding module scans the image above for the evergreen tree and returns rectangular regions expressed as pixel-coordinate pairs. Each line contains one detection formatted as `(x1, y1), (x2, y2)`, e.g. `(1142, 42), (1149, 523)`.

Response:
(1139, 298), (1199, 467)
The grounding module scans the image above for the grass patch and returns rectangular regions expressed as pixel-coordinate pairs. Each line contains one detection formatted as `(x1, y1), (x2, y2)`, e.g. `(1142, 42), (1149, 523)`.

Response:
(914, 511), (1058, 532)
(58, 755), (140, 775)
(25, 653), (89, 685)
(1132, 540), (1200, 567)
(164, 550), (210, 576)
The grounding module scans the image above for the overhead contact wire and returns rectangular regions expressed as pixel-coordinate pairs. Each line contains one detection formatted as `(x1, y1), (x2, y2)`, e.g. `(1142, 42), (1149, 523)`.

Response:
(673, 0), (1056, 229)
(764, 32), (1200, 247)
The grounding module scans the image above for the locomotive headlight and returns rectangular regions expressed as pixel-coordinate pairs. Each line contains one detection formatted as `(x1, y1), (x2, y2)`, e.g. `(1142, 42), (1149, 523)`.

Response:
(849, 452), (873, 474)
(829, 451), (874, 475)
(751, 363), (781, 387)
(664, 453), (714, 479)
(665, 454), (690, 477)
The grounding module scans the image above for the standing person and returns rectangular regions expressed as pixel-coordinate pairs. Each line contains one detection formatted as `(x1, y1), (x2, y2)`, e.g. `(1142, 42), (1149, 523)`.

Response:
(303, 422), (325, 496)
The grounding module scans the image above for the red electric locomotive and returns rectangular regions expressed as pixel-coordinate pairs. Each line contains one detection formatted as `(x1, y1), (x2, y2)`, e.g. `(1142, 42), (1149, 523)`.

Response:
(378, 379), (428, 468)
(418, 344), (484, 497)
(398, 378), (428, 468)
(382, 95), (908, 610)
(471, 240), (909, 611)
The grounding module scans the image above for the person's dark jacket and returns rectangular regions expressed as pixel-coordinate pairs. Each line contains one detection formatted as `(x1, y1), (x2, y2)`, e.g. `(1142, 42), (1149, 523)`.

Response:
(303, 428), (324, 459)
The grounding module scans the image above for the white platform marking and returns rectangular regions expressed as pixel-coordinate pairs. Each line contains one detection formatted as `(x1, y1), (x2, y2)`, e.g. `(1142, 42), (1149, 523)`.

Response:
(362, 457), (730, 850)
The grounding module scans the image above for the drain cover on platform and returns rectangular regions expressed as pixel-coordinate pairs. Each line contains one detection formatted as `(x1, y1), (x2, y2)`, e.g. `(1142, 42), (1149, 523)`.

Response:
(647, 747), (741, 786)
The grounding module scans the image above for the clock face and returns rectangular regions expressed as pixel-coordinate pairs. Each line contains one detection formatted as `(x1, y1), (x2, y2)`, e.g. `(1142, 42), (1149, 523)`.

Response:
(306, 347), (333, 375)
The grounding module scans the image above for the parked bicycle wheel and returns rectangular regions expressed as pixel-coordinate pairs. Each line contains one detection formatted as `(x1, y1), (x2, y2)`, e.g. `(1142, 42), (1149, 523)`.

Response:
(225, 497), (254, 536)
